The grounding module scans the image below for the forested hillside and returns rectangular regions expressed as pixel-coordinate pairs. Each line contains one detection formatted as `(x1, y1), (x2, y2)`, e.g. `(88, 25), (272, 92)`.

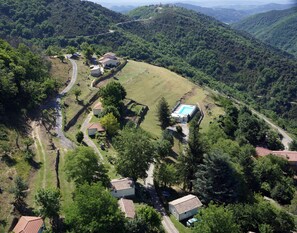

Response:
(0, 0), (126, 39)
(0, 39), (56, 118)
(119, 6), (297, 134)
(233, 7), (297, 57)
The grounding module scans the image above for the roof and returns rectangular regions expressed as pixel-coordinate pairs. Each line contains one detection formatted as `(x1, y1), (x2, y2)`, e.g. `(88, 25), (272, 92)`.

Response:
(169, 194), (203, 214)
(118, 198), (135, 218)
(13, 216), (44, 233)
(256, 147), (297, 162)
(104, 52), (116, 57)
(87, 122), (105, 132)
(93, 102), (103, 110)
(99, 57), (115, 64)
(111, 178), (134, 191)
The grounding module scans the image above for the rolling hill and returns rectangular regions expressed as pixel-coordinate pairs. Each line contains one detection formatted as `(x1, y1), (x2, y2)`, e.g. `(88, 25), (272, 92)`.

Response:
(233, 7), (297, 57)
(0, 0), (127, 39)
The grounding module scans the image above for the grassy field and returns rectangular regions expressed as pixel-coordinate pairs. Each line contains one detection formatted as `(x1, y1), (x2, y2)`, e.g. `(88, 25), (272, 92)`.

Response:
(49, 57), (72, 91)
(170, 215), (193, 233)
(117, 60), (224, 137)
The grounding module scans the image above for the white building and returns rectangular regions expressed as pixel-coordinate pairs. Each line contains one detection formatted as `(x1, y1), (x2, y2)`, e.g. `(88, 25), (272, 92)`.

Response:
(90, 65), (104, 77)
(99, 57), (119, 68)
(169, 194), (203, 221)
(110, 178), (135, 198)
(93, 102), (103, 116)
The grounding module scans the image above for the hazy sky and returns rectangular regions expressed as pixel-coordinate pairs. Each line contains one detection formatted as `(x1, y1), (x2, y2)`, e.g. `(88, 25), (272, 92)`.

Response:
(94, 0), (294, 7)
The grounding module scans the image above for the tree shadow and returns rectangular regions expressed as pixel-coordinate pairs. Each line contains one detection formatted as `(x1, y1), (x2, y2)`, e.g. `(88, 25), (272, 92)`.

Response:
(2, 155), (17, 167)
(29, 159), (42, 170)
(77, 100), (85, 106)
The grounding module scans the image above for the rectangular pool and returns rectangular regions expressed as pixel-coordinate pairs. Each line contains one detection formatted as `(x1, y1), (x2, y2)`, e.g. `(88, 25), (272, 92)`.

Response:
(177, 105), (196, 115)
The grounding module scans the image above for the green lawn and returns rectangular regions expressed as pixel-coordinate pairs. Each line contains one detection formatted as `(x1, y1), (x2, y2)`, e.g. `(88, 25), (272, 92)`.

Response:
(170, 215), (193, 233)
(117, 60), (223, 138)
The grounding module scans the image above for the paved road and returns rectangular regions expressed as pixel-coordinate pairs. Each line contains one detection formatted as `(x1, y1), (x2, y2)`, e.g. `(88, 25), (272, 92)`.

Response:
(55, 59), (77, 149)
(80, 112), (104, 160)
(145, 164), (179, 233)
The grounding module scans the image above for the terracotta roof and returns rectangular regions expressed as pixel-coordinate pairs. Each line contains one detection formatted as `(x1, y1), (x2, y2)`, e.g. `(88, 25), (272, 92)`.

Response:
(118, 198), (135, 218)
(93, 102), (103, 110)
(111, 178), (134, 191)
(256, 147), (297, 162)
(87, 122), (105, 132)
(169, 194), (203, 214)
(13, 216), (44, 233)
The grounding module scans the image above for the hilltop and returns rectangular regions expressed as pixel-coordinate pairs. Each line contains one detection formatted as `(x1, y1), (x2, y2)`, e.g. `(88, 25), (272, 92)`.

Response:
(233, 7), (297, 57)
(0, 0), (126, 39)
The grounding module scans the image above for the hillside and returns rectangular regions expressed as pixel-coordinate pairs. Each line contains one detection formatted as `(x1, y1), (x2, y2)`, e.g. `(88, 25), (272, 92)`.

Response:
(173, 3), (293, 24)
(118, 5), (297, 134)
(0, 0), (127, 39)
(233, 7), (297, 57)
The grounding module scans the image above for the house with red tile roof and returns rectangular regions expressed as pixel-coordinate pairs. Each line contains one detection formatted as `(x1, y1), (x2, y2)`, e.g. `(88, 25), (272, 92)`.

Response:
(87, 122), (105, 136)
(93, 102), (103, 116)
(13, 216), (45, 233)
(256, 147), (297, 166)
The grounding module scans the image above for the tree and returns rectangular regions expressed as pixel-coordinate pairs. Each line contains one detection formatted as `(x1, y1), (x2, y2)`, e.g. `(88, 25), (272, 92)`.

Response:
(289, 140), (297, 151)
(156, 139), (172, 159)
(100, 113), (120, 136)
(23, 137), (34, 151)
(66, 183), (125, 233)
(100, 82), (126, 109)
(193, 203), (240, 233)
(194, 151), (243, 204)
(35, 188), (61, 228)
(10, 176), (28, 205)
(66, 46), (76, 55)
(124, 218), (149, 233)
(76, 131), (84, 143)
(73, 88), (81, 101)
(136, 205), (163, 232)
(64, 146), (109, 187)
(154, 163), (178, 187)
(271, 177), (295, 204)
(114, 127), (155, 181)
(156, 97), (170, 129)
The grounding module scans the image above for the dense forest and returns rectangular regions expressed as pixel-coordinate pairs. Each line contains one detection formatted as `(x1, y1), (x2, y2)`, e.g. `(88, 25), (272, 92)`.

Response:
(233, 7), (297, 57)
(0, 39), (56, 117)
(0, 0), (126, 39)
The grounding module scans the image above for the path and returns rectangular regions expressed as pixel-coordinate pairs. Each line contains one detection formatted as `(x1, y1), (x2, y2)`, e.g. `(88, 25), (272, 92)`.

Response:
(80, 112), (103, 160)
(55, 59), (77, 149)
(145, 164), (179, 233)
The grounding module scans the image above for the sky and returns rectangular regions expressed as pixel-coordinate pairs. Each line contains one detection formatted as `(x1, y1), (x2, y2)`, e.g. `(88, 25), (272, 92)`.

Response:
(94, 0), (294, 7)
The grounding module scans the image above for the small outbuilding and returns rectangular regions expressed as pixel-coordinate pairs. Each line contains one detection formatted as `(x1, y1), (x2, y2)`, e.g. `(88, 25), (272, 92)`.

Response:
(111, 178), (135, 198)
(13, 216), (45, 233)
(93, 102), (103, 116)
(118, 198), (135, 219)
(169, 194), (203, 221)
(90, 65), (104, 77)
(87, 122), (105, 136)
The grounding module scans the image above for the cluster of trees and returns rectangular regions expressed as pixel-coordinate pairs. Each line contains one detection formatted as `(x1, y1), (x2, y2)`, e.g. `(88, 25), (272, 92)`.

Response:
(0, 39), (56, 116)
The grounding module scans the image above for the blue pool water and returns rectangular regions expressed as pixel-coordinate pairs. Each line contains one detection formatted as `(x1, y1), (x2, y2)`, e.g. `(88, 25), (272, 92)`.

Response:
(177, 106), (195, 115)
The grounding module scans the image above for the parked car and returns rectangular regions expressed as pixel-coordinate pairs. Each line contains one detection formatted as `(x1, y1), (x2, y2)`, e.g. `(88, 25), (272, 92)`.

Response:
(186, 217), (198, 227)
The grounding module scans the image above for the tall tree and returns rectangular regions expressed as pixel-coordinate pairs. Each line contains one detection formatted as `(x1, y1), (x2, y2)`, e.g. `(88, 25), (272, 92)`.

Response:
(66, 183), (125, 233)
(100, 81), (126, 109)
(194, 151), (243, 204)
(114, 127), (155, 181)
(156, 97), (170, 129)
(154, 163), (178, 187)
(100, 113), (120, 136)
(35, 188), (61, 230)
(10, 176), (28, 206)
(136, 205), (163, 233)
(193, 204), (240, 233)
(64, 146), (109, 187)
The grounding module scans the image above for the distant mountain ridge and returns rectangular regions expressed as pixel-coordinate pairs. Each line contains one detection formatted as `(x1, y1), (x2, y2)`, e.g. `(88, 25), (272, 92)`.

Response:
(233, 7), (297, 57)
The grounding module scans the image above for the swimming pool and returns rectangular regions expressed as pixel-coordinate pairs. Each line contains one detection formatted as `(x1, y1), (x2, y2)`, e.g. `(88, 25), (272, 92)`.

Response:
(177, 105), (196, 115)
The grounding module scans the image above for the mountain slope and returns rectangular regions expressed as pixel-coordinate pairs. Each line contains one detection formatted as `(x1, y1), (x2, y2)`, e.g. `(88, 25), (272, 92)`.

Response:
(233, 7), (297, 57)
(118, 6), (297, 133)
(0, 0), (127, 39)
(173, 3), (294, 24)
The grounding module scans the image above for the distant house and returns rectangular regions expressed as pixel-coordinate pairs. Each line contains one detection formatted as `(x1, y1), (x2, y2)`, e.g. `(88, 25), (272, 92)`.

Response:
(90, 65), (104, 77)
(93, 102), (103, 116)
(99, 57), (119, 68)
(118, 198), (135, 219)
(169, 194), (203, 221)
(13, 216), (45, 233)
(256, 147), (297, 166)
(110, 178), (135, 198)
(87, 122), (105, 136)
(103, 52), (117, 60)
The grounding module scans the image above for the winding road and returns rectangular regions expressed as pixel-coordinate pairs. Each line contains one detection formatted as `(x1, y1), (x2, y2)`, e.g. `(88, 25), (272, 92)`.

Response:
(54, 59), (77, 149)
